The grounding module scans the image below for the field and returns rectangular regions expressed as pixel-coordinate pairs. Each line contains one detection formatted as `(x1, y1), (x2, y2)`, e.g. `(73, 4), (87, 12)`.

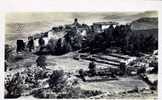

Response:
(5, 51), (157, 99)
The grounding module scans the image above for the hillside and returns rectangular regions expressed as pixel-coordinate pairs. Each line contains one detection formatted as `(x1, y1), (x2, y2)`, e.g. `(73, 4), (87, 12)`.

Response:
(130, 17), (158, 30)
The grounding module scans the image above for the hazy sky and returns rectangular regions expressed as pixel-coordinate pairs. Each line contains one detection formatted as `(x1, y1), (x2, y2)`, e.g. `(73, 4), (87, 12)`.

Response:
(6, 11), (158, 25)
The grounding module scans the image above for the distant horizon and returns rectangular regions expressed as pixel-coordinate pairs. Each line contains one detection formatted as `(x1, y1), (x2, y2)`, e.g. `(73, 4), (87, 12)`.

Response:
(6, 11), (158, 25)
(5, 11), (158, 43)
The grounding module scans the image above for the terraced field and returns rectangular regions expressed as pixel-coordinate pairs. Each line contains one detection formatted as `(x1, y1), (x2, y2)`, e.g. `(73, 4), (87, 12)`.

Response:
(5, 50), (156, 99)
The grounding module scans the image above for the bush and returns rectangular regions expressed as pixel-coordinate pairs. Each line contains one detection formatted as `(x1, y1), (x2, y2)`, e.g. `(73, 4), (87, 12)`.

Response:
(5, 73), (23, 98)
(34, 70), (83, 98)
(32, 89), (49, 98)
(32, 70), (103, 98)
(36, 55), (47, 69)
(82, 90), (102, 97)
(48, 70), (66, 92)
(5, 44), (14, 61)
(149, 61), (158, 73)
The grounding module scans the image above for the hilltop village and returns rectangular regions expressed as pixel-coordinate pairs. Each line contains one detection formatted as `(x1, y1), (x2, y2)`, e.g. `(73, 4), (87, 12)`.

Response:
(5, 18), (158, 99)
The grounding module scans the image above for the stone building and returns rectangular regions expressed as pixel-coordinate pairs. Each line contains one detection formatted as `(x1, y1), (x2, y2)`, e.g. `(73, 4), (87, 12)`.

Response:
(92, 22), (118, 33)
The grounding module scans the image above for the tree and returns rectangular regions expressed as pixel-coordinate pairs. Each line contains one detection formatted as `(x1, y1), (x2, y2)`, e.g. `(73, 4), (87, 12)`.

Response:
(5, 44), (13, 61)
(55, 38), (63, 55)
(88, 61), (96, 76)
(36, 55), (47, 69)
(5, 73), (23, 98)
(119, 62), (126, 75)
(79, 69), (86, 82)
(143, 34), (156, 53)
(48, 70), (66, 92)
(103, 24), (114, 47)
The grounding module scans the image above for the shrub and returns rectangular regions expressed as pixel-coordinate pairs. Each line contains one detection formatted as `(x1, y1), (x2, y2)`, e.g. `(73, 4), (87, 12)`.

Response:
(5, 44), (13, 61)
(5, 73), (23, 98)
(36, 55), (47, 69)
(48, 70), (65, 92)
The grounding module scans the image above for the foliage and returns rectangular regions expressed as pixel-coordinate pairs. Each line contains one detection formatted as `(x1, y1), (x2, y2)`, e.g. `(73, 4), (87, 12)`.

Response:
(149, 60), (158, 73)
(5, 44), (13, 61)
(36, 55), (47, 68)
(5, 62), (51, 98)
(48, 70), (66, 92)
(85, 24), (157, 55)
(5, 73), (23, 98)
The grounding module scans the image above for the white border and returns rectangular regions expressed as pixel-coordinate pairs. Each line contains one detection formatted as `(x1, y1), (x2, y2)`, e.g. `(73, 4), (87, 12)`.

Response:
(0, 0), (162, 100)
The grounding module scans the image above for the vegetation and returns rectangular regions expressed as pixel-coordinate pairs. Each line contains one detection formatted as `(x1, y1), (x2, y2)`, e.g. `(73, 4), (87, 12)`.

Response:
(5, 44), (13, 61)
(84, 24), (157, 55)
(48, 70), (66, 92)
(5, 73), (23, 98)
(45, 18), (158, 56)
(36, 55), (47, 69)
